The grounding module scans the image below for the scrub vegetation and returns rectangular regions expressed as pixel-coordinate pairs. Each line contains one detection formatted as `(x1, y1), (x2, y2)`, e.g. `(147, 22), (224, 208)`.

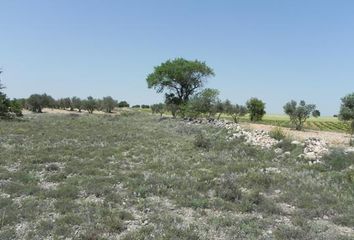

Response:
(1, 112), (353, 239)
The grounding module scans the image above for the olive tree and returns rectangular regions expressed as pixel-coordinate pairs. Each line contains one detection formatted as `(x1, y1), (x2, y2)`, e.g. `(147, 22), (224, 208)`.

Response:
(102, 96), (117, 113)
(246, 98), (266, 121)
(151, 103), (165, 117)
(339, 93), (354, 145)
(147, 58), (215, 104)
(27, 94), (54, 113)
(71, 97), (83, 112)
(283, 100), (316, 130)
(226, 103), (248, 123)
(186, 88), (220, 118)
(83, 96), (96, 114)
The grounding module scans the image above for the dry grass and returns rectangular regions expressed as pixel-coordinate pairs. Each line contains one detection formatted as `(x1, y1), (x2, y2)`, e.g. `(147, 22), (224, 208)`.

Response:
(0, 112), (353, 239)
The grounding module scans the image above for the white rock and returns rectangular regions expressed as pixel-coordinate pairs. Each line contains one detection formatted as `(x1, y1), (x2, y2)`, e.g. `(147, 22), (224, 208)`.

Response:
(274, 148), (283, 154)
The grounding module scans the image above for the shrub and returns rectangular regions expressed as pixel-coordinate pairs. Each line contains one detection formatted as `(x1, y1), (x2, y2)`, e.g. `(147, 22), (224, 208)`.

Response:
(193, 132), (211, 150)
(217, 174), (242, 202)
(9, 100), (23, 117)
(269, 126), (286, 140)
(246, 98), (266, 121)
(141, 105), (150, 109)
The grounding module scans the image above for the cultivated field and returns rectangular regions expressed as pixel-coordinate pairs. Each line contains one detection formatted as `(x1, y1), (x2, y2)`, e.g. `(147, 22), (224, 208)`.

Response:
(0, 112), (354, 239)
(226, 115), (349, 133)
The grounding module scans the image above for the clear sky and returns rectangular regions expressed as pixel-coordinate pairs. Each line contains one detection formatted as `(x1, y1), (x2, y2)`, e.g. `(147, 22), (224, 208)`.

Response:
(1, 0), (353, 115)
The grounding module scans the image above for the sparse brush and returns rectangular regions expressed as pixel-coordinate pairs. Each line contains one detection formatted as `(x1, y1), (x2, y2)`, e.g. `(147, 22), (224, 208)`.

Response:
(194, 131), (212, 150)
(269, 126), (286, 140)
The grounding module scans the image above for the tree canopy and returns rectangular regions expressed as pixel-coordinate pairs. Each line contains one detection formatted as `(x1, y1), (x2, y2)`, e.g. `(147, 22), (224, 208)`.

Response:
(147, 58), (215, 103)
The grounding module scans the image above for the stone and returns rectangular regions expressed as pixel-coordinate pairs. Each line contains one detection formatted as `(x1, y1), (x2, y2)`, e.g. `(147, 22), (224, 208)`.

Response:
(274, 148), (283, 154)
(283, 151), (291, 157)
(304, 152), (317, 161)
(291, 140), (301, 145)
(344, 147), (354, 154)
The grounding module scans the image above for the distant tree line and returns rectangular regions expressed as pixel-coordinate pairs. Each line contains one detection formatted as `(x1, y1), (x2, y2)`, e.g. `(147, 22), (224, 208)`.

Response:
(20, 95), (134, 114)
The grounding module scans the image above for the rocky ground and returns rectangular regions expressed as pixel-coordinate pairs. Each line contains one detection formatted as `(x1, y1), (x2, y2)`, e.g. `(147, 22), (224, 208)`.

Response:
(183, 118), (353, 165)
(242, 122), (351, 147)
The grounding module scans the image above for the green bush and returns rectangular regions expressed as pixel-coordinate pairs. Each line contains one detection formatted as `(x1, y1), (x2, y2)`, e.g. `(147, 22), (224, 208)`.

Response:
(246, 98), (266, 121)
(269, 126), (286, 140)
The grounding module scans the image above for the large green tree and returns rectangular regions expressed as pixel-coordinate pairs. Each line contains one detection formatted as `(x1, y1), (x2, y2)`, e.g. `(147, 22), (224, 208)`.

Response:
(147, 58), (215, 103)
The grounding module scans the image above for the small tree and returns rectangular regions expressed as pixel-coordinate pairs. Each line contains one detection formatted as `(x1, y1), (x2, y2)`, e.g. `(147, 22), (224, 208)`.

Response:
(165, 93), (182, 118)
(185, 88), (220, 118)
(141, 105), (150, 109)
(27, 94), (54, 113)
(227, 104), (248, 123)
(151, 103), (165, 117)
(246, 98), (266, 121)
(339, 93), (354, 145)
(71, 97), (83, 112)
(63, 97), (73, 111)
(102, 96), (117, 113)
(214, 100), (225, 120)
(312, 110), (321, 118)
(83, 96), (96, 114)
(283, 100), (316, 130)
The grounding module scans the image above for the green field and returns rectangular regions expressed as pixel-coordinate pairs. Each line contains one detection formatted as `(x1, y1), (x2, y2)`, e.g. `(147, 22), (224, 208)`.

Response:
(0, 112), (353, 239)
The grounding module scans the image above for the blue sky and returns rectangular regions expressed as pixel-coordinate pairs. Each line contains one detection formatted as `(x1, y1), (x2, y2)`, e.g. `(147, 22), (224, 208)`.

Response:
(1, 0), (353, 115)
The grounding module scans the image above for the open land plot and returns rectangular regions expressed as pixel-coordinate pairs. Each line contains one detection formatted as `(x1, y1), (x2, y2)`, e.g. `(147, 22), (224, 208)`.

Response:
(0, 112), (353, 239)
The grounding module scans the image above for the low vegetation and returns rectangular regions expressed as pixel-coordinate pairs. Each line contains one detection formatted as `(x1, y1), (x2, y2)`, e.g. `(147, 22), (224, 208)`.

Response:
(0, 112), (353, 239)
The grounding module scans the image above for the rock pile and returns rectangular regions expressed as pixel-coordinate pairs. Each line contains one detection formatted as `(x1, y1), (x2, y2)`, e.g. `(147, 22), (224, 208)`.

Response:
(228, 129), (279, 149)
(183, 118), (279, 149)
(299, 138), (329, 164)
